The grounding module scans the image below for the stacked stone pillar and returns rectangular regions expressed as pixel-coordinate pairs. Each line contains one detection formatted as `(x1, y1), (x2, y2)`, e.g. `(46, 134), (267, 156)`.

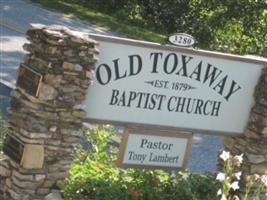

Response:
(0, 24), (98, 200)
(224, 67), (267, 198)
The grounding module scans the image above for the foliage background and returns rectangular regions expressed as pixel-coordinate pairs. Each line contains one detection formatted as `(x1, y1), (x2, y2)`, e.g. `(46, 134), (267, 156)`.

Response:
(56, 0), (267, 57)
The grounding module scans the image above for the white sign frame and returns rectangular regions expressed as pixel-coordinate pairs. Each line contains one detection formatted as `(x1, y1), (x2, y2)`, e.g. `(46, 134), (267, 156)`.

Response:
(117, 128), (193, 169)
(83, 34), (267, 135)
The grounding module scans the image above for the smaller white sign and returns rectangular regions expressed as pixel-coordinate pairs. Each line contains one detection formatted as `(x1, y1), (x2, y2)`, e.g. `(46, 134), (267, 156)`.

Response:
(117, 129), (192, 169)
(168, 33), (195, 47)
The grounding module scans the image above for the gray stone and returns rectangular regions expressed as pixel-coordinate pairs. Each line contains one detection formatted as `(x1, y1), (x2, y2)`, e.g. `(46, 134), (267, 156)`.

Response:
(85, 70), (95, 79)
(63, 50), (73, 56)
(251, 163), (267, 174)
(0, 166), (11, 177)
(30, 110), (59, 120)
(45, 145), (60, 151)
(44, 74), (62, 86)
(244, 129), (261, 139)
(61, 128), (83, 136)
(0, 154), (10, 169)
(44, 190), (62, 200)
(49, 126), (58, 132)
(36, 188), (50, 196)
(46, 140), (61, 146)
(12, 89), (49, 107)
(12, 170), (34, 181)
(246, 153), (266, 164)
(29, 55), (50, 69)
(41, 181), (55, 188)
(63, 136), (80, 143)
(224, 137), (235, 149)
(59, 111), (74, 119)
(7, 188), (24, 200)
(6, 178), (12, 188)
(30, 23), (46, 30)
(78, 51), (86, 56)
(20, 128), (52, 139)
(19, 98), (41, 110)
(63, 71), (79, 76)
(12, 176), (40, 189)
(38, 83), (58, 101)
(35, 174), (46, 181)
(71, 109), (86, 118)
(43, 29), (64, 38)
(61, 85), (83, 93)
(14, 135), (44, 145)
(45, 46), (57, 54)
(62, 61), (75, 70)
(47, 172), (68, 180)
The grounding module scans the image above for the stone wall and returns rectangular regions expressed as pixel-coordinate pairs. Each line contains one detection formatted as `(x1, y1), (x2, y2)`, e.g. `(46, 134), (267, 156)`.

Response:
(223, 67), (267, 198)
(0, 24), (98, 200)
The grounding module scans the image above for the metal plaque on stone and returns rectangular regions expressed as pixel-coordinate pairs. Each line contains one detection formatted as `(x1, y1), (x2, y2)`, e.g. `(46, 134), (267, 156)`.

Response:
(3, 134), (25, 164)
(16, 64), (43, 97)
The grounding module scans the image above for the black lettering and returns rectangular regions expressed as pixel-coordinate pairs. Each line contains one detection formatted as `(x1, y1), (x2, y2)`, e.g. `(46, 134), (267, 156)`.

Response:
(109, 89), (119, 105)
(137, 92), (146, 108)
(186, 98), (196, 113)
(194, 99), (204, 114)
(163, 53), (178, 74)
(211, 101), (222, 116)
(117, 90), (126, 106)
(148, 94), (157, 110)
(140, 139), (148, 148)
(213, 76), (228, 95)
(224, 81), (242, 101)
(129, 55), (142, 76)
(167, 96), (176, 111)
(113, 58), (127, 81)
(144, 93), (150, 109)
(203, 64), (222, 86)
(96, 64), (111, 85)
(203, 100), (212, 115)
(153, 142), (158, 149)
(157, 95), (166, 110)
(189, 61), (202, 81)
(175, 97), (187, 112)
(162, 143), (169, 150)
(127, 91), (137, 107)
(150, 52), (163, 73)
(168, 144), (173, 150)
(128, 151), (134, 160)
(176, 55), (193, 76)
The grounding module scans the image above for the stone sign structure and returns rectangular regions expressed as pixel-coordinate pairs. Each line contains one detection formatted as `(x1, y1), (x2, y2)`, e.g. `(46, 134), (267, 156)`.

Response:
(0, 24), (98, 200)
(0, 23), (266, 200)
(224, 67), (267, 198)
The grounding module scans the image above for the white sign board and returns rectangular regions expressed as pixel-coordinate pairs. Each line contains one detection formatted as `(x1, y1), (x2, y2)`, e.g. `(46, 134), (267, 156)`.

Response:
(82, 34), (266, 135)
(117, 129), (192, 169)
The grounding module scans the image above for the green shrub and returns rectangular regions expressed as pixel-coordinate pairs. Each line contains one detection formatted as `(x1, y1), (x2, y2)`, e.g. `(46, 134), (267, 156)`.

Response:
(211, 10), (267, 56)
(61, 125), (218, 200)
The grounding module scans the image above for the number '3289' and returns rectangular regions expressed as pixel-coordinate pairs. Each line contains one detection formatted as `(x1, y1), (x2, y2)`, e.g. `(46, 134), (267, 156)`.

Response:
(168, 33), (195, 47)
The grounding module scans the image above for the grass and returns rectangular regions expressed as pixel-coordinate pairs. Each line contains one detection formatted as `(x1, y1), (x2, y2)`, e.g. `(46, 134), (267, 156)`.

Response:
(30, 0), (165, 42)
